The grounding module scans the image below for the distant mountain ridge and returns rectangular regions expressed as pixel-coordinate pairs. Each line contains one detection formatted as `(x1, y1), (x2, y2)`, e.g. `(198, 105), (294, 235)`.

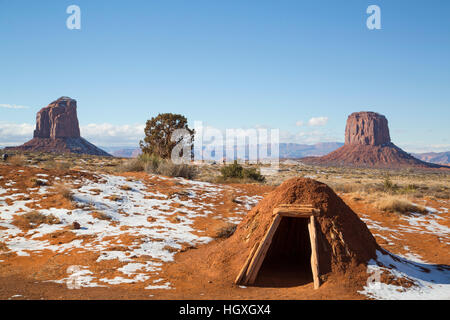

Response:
(412, 151), (450, 165)
(90, 145), (450, 166)
(105, 142), (344, 159)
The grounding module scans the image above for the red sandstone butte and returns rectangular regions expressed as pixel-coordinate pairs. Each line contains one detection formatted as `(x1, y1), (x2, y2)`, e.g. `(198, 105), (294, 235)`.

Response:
(34, 97), (81, 139)
(7, 97), (110, 157)
(345, 112), (390, 146)
(302, 111), (447, 169)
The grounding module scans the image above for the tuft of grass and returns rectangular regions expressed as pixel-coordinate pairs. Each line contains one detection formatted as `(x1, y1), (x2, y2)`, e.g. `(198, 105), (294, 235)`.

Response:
(8, 154), (27, 166)
(31, 177), (48, 187)
(0, 241), (8, 252)
(91, 211), (112, 220)
(376, 196), (428, 214)
(117, 153), (197, 179)
(157, 160), (197, 179)
(54, 183), (74, 201)
(214, 223), (237, 239)
(13, 211), (61, 230)
(106, 194), (122, 202)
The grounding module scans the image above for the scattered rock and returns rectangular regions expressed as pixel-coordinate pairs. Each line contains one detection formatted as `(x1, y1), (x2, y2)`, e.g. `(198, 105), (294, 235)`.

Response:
(72, 221), (81, 230)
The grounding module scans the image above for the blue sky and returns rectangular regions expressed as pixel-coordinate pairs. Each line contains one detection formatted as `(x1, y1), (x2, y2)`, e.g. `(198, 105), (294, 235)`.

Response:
(0, 0), (449, 152)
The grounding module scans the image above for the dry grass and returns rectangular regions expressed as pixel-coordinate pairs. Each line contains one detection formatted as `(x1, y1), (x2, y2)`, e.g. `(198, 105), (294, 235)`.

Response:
(106, 194), (122, 202)
(0, 241), (8, 252)
(8, 154), (27, 166)
(91, 211), (112, 220)
(214, 223), (237, 239)
(13, 211), (61, 230)
(157, 161), (197, 179)
(120, 185), (132, 191)
(53, 183), (74, 201)
(31, 177), (49, 187)
(375, 196), (428, 214)
(117, 154), (198, 179)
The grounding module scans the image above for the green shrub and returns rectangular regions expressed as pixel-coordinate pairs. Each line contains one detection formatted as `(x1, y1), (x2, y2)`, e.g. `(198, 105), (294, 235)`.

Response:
(242, 167), (266, 182)
(220, 161), (244, 179)
(220, 161), (265, 182)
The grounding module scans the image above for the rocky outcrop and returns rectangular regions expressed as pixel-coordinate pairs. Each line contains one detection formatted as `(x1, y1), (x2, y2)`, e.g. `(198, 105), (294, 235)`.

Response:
(345, 112), (390, 146)
(14, 137), (111, 156)
(34, 97), (81, 139)
(302, 111), (447, 169)
(8, 97), (111, 157)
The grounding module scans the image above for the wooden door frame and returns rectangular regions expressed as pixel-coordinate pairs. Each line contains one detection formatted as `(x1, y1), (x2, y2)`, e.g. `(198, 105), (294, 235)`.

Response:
(235, 205), (321, 289)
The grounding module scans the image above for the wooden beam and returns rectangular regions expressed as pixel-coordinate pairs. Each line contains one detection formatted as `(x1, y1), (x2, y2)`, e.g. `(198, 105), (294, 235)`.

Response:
(277, 211), (315, 218)
(273, 204), (319, 217)
(308, 215), (321, 289)
(234, 242), (259, 285)
(276, 204), (314, 208)
(244, 214), (282, 285)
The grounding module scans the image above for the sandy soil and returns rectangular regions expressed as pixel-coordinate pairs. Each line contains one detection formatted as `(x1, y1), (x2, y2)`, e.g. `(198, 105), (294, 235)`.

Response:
(0, 164), (448, 300)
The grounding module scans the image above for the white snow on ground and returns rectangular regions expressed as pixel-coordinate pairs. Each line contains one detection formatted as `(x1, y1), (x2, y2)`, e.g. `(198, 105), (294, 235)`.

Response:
(400, 212), (450, 244)
(0, 172), (261, 289)
(360, 250), (450, 300)
(360, 204), (450, 245)
(233, 195), (263, 211)
(398, 246), (429, 264)
(52, 266), (104, 289)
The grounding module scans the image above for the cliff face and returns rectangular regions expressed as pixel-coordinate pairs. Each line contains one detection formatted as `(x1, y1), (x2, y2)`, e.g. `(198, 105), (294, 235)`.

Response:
(345, 112), (390, 146)
(34, 97), (81, 139)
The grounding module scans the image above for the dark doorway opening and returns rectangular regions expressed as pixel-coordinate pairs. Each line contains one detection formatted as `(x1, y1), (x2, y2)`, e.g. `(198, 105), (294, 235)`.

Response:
(255, 217), (313, 287)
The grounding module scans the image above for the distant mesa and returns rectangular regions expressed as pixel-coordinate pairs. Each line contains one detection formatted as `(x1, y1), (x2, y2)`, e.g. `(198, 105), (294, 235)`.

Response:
(302, 111), (447, 169)
(7, 97), (111, 157)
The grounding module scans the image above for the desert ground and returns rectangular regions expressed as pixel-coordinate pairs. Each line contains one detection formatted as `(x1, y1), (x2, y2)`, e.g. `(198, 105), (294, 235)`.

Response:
(0, 152), (449, 300)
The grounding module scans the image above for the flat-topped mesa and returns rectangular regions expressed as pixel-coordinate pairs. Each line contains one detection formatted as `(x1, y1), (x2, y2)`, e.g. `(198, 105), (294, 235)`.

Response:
(34, 97), (81, 139)
(345, 111), (391, 146)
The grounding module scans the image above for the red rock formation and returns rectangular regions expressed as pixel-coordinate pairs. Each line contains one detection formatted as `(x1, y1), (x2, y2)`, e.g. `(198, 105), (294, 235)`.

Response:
(345, 112), (390, 146)
(8, 97), (110, 157)
(34, 97), (80, 139)
(302, 111), (447, 169)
